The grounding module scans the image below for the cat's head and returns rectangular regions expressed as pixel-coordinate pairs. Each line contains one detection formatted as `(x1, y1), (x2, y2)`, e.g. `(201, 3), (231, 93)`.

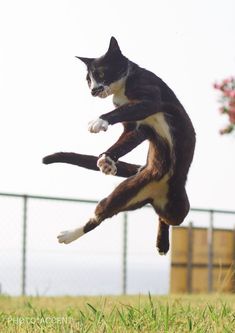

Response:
(76, 37), (129, 98)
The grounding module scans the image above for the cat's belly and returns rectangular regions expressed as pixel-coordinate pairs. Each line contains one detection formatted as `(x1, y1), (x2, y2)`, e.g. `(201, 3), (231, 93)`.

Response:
(126, 174), (170, 210)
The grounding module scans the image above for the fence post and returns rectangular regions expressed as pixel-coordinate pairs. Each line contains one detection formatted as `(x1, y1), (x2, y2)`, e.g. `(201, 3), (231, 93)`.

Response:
(22, 195), (28, 296)
(233, 225), (235, 293)
(208, 210), (214, 293)
(122, 212), (128, 295)
(187, 221), (193, 293)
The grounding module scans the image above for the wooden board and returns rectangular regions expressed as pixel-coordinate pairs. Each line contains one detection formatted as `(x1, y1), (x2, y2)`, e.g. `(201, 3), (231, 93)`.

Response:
(170, 226), (235, 293)
(171, 227), (189, 264)
(213, 267), (234, 292)
(191, 267), (208, 293)
(192, 229), (208, 264)
(170, 267), (188, 293)
(213, 230), (234, 265)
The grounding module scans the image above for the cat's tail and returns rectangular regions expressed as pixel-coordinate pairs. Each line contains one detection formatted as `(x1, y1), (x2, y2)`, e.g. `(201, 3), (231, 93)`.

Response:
(42, 152), (141, 178)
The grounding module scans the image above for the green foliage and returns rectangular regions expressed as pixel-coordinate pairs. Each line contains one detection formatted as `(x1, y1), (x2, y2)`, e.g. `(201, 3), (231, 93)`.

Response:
(0, 294), (234, 332)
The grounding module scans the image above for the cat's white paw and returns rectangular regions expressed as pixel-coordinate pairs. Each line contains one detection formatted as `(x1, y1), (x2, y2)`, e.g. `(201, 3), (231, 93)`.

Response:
(88, 118), (108, 133)
(57, 227), (84, 244)
(97, 154), (117, 175)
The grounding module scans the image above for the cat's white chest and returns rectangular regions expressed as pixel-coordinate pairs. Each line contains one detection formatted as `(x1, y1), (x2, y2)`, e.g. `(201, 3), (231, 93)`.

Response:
(113, 87), (129, 107)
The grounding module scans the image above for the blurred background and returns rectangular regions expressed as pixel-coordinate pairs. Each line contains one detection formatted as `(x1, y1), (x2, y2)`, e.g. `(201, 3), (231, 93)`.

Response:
(0, 0), (234, 296)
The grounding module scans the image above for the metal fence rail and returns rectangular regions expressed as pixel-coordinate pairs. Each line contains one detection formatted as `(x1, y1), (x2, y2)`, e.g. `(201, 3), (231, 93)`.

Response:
(0, 192), (234, 296)
(0, 192), (99, 296)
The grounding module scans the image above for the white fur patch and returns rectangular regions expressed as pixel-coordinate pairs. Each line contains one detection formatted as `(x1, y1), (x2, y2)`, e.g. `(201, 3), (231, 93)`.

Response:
(89, 73), (99, 90)
(112, 80), (129, 107)
(88, 118), (109, 133)
(157, 248), (167, 256)
(57, 227), (84, 244)
(126, 174), (170, 211)
(113, 88), (129, 107)
(97, 154), (117, 175)
(141, 113), (173, 150)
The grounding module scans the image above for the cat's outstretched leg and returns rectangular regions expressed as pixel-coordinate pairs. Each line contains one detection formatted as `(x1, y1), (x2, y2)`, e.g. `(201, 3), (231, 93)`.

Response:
(43, 152), (98, 171)
(43, 152), (141, 178)
(57, 226), (85, 244)
(43, 123), (147, 177)
(57, 171), (151, 244)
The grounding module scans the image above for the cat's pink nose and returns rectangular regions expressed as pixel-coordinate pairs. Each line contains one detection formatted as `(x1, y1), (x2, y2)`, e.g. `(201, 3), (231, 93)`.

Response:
(91, 86), (104, 96)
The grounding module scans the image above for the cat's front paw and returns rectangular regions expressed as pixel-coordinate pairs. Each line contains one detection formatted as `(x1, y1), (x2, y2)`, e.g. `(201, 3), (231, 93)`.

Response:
(97, 154), (117, 175)
(88, 118), (108, 133)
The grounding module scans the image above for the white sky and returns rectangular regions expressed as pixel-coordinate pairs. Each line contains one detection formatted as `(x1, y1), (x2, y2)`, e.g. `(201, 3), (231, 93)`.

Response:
(1, 0), (235, 211)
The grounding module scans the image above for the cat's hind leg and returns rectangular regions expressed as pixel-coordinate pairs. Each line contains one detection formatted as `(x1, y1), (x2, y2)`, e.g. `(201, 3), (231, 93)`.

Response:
(153, 187), (190, 255)
(156, 218), (170, 255)
(57, 172), (150, 244)
(57, 226), (85, 244)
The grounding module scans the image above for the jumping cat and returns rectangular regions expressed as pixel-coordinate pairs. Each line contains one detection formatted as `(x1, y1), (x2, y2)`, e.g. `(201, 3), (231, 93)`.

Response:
(43, 37), (196, 255)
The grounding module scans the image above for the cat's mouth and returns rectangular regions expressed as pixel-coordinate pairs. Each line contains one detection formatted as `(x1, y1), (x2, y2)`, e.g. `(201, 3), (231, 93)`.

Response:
(91, 86), (104, 96)
(91, 86), (111, 98)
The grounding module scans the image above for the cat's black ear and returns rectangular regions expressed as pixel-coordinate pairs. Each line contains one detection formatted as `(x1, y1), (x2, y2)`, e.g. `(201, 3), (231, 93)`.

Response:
(108, 37), (121, 54)
(75, 57), (94, 67)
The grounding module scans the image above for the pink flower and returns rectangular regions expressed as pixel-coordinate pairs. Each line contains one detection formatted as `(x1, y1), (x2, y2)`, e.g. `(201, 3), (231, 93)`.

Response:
(229, 90), (235, 98)
(213, 83), (221, 90)
(229, 114), (235, 124)
(228, 108), (235, 124)
(214, 76), (235, 134)
(229, 99), (235, 107)
(223, 78), (232, 84)
(223, 90), (233, 97)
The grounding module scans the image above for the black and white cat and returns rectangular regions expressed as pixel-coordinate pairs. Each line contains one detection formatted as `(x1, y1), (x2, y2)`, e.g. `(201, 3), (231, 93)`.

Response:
(43, 37), (195, 254)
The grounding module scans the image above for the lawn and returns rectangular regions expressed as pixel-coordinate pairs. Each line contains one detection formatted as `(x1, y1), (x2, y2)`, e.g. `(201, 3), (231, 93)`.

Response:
(0, 294), (234, 332)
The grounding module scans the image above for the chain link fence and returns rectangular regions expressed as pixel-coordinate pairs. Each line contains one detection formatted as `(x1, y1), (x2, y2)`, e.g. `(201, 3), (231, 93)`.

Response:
(0, 192), (234, 296)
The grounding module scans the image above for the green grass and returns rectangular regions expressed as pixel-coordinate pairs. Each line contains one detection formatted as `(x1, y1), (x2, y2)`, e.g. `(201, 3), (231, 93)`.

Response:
(0, 294), (234, 332)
